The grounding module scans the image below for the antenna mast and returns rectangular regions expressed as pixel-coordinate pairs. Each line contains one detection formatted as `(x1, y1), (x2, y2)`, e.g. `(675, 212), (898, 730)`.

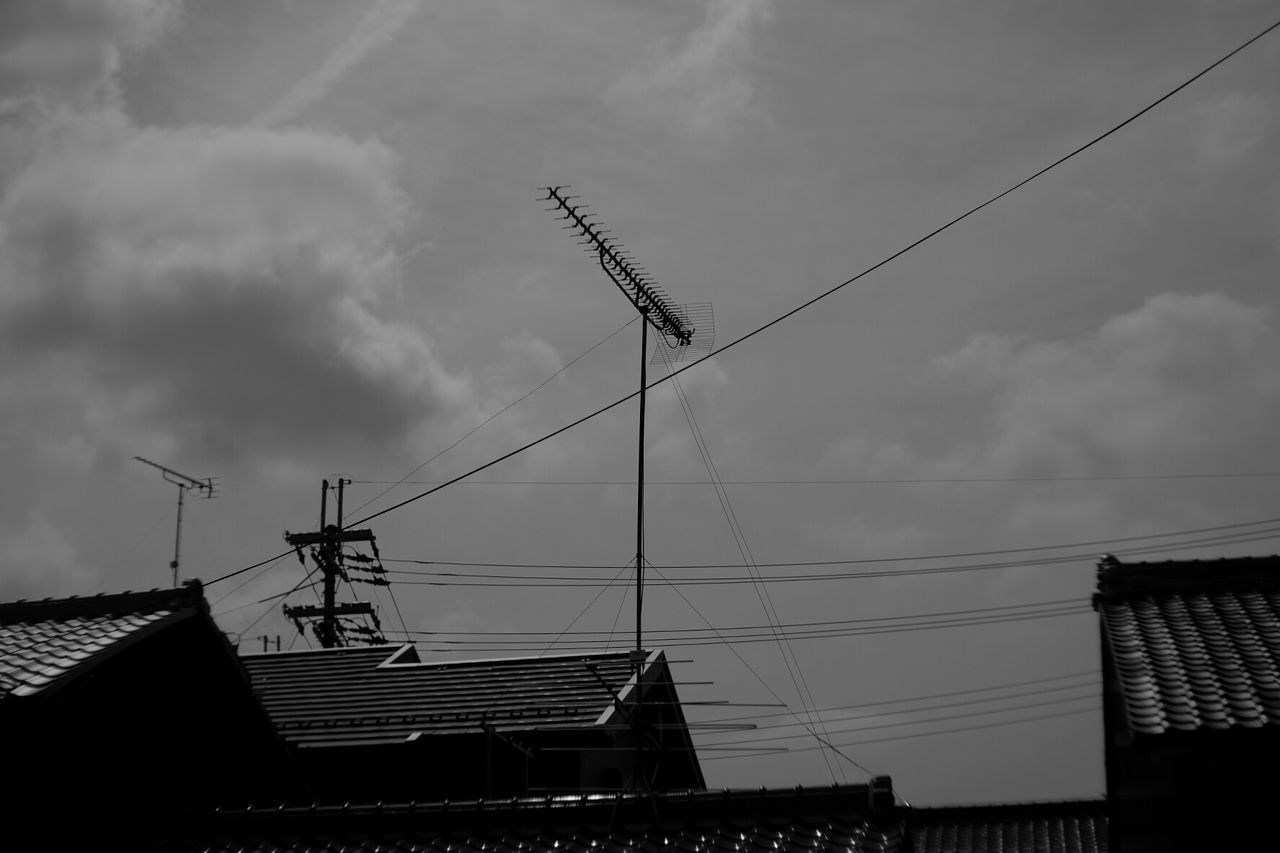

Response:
(541, 187), (713, 671)
(134, 456), (217, 588)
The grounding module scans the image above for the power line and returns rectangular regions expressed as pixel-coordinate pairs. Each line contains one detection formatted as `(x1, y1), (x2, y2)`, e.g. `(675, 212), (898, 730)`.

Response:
(689, 670), (1099, 725)
(376, 525), (1280, 587)
(393, 596), (1086, 636)
(386, 602), (1092, 651)
(697, 692), (1100, 748)
(697, 682), (1100, 743)
(206, 18), (1280, 589)
(385, 583), (410, 640)
(378, 515), (1280, 572)
(348, 471), (1280, 486)
(701, 706), (1102, 762)
(643, 561), (878, 779)
(662, 355), (842, 782)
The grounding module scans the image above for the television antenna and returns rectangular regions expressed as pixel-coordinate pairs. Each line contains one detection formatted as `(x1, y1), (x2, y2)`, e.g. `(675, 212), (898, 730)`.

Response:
(541, 186), (714, 671)
(133, 456), (218, 588)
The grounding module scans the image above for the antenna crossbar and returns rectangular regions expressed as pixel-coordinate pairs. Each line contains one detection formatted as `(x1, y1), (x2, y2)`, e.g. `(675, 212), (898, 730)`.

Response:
(542, 187), (694, 346)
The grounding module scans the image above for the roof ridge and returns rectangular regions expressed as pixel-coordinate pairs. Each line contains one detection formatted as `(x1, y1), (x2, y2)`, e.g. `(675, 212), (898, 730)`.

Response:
(0, 579), (204, 625)
(1096, 553), (1280, 597)
(910, 797), (1107, 813)
(213, 781), (889, 816)
(240, 646), (637, 667)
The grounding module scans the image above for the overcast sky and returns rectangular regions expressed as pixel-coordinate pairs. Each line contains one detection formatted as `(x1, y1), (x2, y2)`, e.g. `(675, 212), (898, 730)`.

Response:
(2, 0), (1279, 804)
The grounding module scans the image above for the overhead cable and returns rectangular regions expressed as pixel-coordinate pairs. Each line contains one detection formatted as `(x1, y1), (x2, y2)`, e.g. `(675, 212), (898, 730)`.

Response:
(206, 18), (1280, 589)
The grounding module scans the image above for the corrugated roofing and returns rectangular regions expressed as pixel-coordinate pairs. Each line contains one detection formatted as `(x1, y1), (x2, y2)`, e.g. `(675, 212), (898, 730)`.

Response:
(911, 802), (1108, 853)
(0, 583), (201, 698)
(1095, 554), (1280, 736)
(241, 645), (641, 747)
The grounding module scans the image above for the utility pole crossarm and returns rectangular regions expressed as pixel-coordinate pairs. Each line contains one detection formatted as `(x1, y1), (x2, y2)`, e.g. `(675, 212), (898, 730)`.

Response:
(282, 602), (375, 619)
(284, 528), (376, 547)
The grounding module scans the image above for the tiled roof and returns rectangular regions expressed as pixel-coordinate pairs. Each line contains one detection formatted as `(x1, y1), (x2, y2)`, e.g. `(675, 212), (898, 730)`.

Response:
(1094, 554), (1280, 736)
(0, 583), (203, 699)
(911, 801), (1108, 853)
(179, 783), (907, 853)
(241, 645), (644, 747)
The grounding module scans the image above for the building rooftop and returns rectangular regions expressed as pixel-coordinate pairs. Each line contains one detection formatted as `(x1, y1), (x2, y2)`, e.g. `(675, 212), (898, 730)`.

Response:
(0, 582), (204, 699)
(911, 801), (1109, 853)
(240, 644), (652, 748)
(1094, 554), (1280, 736)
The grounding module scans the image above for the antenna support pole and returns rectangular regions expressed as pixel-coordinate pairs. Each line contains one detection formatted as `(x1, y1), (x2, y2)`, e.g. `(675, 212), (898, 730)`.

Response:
(635, 311), (648, 666)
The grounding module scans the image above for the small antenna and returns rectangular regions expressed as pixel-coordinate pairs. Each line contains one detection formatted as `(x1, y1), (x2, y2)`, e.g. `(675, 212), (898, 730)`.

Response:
(134, 456), (217, 588)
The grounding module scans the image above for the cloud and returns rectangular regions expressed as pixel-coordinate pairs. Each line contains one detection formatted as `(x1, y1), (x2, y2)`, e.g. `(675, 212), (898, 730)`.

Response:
(607, 0), (773, 137)
(0, 0), (180, 103)
(0, 4), (470, 467)
(0, 514), (97, 600)
(934, 292), (1279, 478)
(805, 292), (1280, 564)
(253, 0), (421, 128)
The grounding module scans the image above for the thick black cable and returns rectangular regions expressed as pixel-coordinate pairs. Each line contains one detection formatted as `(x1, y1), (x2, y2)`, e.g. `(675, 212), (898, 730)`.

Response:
(345, 316), (638, 521)
(343, 17), (1280, 529)
(207, 18), (1280, 589)
(211, 554), (290, 608)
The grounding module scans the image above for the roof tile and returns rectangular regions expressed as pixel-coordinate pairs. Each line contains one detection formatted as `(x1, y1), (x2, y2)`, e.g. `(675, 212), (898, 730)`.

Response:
(0, 583), (202, 699)
(1095, 555), (1280, 736)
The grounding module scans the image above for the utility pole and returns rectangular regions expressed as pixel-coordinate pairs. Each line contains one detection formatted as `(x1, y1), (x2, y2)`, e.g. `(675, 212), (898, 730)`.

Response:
(282, 479), (379, 649)
(134, 456), (217, 588)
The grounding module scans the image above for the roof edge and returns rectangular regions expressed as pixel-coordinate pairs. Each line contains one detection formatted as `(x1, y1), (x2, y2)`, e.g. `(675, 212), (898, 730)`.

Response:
(203, 780), (899, 822)
(0, 580), (205, 626)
